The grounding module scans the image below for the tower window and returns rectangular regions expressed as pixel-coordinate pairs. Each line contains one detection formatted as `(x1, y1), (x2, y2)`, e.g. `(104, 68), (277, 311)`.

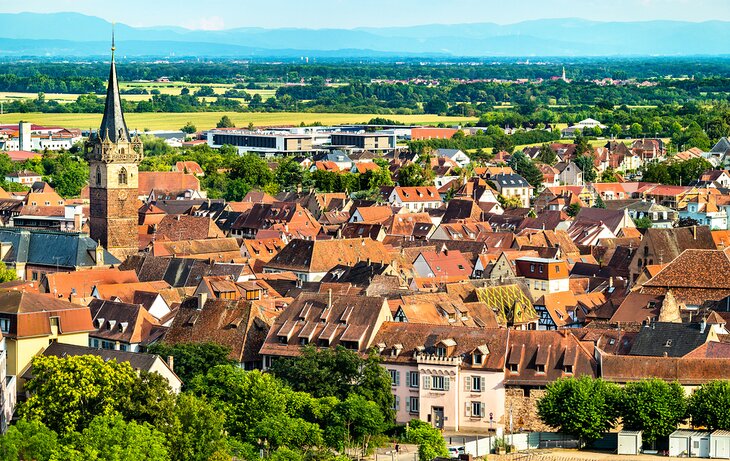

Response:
(96, 166), (101, 185)
(118, 167), (128, 185)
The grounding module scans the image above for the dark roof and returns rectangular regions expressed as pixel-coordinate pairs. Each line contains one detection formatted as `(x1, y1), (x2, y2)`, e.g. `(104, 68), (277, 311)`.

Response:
(320, 261), (392, 287)
(573, 207), (628, 233)
(491, 173), (529, 188)
(119, 255), (246, 287)
(98, 55), (129, 143)
(441, 199), (483, 223)
(0, 228), (119, 268)
(628, 322), (711, 357)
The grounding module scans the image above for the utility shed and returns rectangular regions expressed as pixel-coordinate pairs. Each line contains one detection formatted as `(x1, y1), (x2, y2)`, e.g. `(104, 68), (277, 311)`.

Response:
(669, 430), (710, 458)
(711, 430), (730, 459)
(618, 431), (642, 455)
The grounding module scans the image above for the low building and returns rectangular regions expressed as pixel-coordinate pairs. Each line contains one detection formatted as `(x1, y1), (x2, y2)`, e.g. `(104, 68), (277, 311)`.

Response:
(207, 129), (315, 156)
(514, 257), (570, 298)
(388, 186), (442, 212)
(491, 174), (532, 208)
(5, 170), (41, 185)
(330, 132), (396, 151)
(373, 322), (508, 431)
(0, 291), (93, 386)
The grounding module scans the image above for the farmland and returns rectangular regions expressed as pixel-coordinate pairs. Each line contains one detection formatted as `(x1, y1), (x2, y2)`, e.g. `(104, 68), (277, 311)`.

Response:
(0, 112), (477, 131)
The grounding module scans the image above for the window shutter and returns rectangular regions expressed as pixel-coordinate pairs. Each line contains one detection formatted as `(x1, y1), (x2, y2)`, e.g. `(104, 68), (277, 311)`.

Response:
(480, 402), (486, 418)
(396, 370), (401, 386)
(395, 396), (400, 411)
(423, 375), (430, 390)
(465, 376), (472, 391)
(444, 377), (450, 391)
(465, 402), (472, 417)
(480, 377), (486, 392)
(406, 398), (411, 411)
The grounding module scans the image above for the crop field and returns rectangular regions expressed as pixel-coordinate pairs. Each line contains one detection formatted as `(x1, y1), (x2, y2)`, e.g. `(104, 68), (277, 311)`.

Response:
(0, 112), (478, 131)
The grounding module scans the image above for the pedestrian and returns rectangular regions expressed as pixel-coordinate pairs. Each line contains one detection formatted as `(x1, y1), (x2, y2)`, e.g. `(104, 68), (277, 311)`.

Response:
(395, 444), (400, 453)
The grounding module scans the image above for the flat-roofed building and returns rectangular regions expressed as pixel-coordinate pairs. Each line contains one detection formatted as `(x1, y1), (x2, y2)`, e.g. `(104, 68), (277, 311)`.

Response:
(330, 132), (396, 151)
(208, 129), (314, 156)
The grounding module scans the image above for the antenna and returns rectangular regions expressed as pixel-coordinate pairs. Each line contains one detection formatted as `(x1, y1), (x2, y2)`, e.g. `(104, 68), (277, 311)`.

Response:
(111, 22), (116, 62)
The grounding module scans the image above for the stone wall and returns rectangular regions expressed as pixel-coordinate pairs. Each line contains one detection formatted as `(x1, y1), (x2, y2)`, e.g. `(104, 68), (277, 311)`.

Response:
(504, 388), (551, 432)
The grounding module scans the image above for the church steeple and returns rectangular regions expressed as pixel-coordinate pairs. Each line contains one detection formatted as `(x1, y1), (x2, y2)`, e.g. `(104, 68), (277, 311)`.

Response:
(98, 24), (129, 144)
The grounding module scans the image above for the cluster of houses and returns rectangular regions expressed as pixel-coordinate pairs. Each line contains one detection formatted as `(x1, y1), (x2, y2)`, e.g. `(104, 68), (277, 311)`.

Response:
(7, 70), (730, 452)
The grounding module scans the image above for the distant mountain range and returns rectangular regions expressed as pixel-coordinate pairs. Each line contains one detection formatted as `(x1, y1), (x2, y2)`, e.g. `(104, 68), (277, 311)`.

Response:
(0, 12), (729, 58)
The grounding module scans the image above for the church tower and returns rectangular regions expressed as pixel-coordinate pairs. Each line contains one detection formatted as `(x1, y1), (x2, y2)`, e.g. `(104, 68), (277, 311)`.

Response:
(87, 31), (142, 260)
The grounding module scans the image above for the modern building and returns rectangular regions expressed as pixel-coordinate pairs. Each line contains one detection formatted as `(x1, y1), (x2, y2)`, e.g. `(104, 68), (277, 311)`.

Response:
(330, 132), (396, 151)
(207, 129), (314, 156)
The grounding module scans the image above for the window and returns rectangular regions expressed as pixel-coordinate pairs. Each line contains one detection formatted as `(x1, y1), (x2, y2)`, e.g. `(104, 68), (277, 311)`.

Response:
(471, 376), (482, 392)
(119, 344), (128, 352)
(277, 335), (288, 345)
(564, 364), (573, 374)
(392, 395), (400, 411)
(431, 375), (447, 391)
(473, 353), (483, 365)
(389, 369), (400, 387)
(665, 339), (673, 347)
(555, 265), (560, 273)
(471, 401), (485, 418)
(435, 346), (446, 357)
(299, 338), (309, 346)
(96, 166), (102, 185)
(407, 396), (419, 414)
(535, 364), (545, 374)
(0, 318), (9, 333)
(408, 371), (420, 388)
(542, 281), (547, 291)
(101, 340), (115, 350)
(31, 271), (39, 281)
(539, 265), (544, 273)
(508, 363), (518, 373)
(118, 167), (128, 185)
(530, 264), (535, 273)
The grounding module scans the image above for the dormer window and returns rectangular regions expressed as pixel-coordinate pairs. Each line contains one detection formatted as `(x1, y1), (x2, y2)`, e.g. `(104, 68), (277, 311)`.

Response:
(508, 363), (518, 373)
(473, 353), (483, 365)
(564, 365), (573, 374)
(278, 335), (288, 344)
(665, 339), (673, 347)
(535, 364), (545, 374)
(436, 346), (446, 357)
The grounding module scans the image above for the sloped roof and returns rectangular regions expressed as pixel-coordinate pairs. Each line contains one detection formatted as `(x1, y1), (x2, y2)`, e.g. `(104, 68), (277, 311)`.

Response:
(0, 228), (119, 268)
(373, 322), (507, 370)
(265, 238), (391, 273)
(0, 290), (93, 338)
(629, 322), (711, 357)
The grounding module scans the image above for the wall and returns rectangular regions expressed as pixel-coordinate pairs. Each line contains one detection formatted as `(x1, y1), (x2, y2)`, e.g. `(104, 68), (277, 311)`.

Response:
(504, 387), (551, 432)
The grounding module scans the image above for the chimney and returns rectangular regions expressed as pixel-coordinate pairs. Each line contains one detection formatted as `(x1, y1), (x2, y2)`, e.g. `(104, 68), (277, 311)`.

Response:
(197, 292), (207, 310)
(693, 225), (697, 240)
(701, 317), (707, 334)
(167, 355), (174, 371)
(73, 209), (82, 232)
(327, 288), (332, 309)
(94, 241), (104, 267)
(609, 276), (614, 288)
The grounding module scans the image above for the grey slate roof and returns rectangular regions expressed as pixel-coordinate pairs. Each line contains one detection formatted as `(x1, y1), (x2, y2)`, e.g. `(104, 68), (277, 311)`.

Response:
(491, 173), (530, 188)
(120, 254), (245, 287)
(0, 228), (120, 268)
(711, 137), (730, 154)
(98, 55), (129, 143)
(629, 322), (711, 358)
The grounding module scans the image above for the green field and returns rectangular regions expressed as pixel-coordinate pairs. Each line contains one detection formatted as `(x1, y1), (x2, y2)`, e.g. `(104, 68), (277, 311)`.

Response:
(0, 112), (477, 131)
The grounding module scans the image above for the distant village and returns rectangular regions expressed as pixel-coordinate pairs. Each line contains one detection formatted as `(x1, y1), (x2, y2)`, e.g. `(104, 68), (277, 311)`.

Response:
(3, 42), (730, 460)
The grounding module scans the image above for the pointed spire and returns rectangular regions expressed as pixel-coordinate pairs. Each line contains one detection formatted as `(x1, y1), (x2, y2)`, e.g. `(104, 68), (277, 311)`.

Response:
(98, 24), (129, 144)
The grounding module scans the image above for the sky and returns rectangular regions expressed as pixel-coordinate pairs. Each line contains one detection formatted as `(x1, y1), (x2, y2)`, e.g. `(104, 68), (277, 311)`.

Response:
(2, 0), (729, 30)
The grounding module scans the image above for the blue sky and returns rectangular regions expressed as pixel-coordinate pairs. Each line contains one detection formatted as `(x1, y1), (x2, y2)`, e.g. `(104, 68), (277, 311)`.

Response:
(3, 0), (729, 29)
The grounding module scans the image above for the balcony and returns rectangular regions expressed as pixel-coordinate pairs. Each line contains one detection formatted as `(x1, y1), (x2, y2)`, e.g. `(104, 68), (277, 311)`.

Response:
(414, 352), (463, 366)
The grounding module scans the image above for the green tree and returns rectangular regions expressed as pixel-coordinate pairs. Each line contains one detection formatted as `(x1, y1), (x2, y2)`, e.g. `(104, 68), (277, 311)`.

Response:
(620, 379), (687, 446)
(270, 346), (394, 425)
(634, 216), (654, 229)
(573, 154), (597, 183)
(689, 380), (730, 430)
(146, 342), (234, 387)
(507, 151), (543, 189)
(73, 413), (169, 461)
(166, 393), (230, 461)
(275, 158), (306, 191)
(255, 413), (323, 453)
(538, 144), (557, 165)
(610, 124), (623, 138)
(537, 376), (621, 445)
(566, 202), (582, 217)
(189, 366), (289, 442)
(49, 155), (89, 198)
(363, 166), (393, 190)
(181, 122), (197, 134)
(0, 262), (17, 283)
(593, 195), (606, 209)
(216, 115), (235, 128)
(397, 162), (428, 187)
(405, 420), (448, 461)
(230, 154), (275, 191)
(20, 355), (137, 435)
(574, 130), (590, 155)
(630, 123), (643, 138)
(331, 394), (385, 457)
(0, 419), (58, 461)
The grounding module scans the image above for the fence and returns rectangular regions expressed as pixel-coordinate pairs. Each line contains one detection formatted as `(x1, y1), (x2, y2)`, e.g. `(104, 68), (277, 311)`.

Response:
(445, 432), (618, 457)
